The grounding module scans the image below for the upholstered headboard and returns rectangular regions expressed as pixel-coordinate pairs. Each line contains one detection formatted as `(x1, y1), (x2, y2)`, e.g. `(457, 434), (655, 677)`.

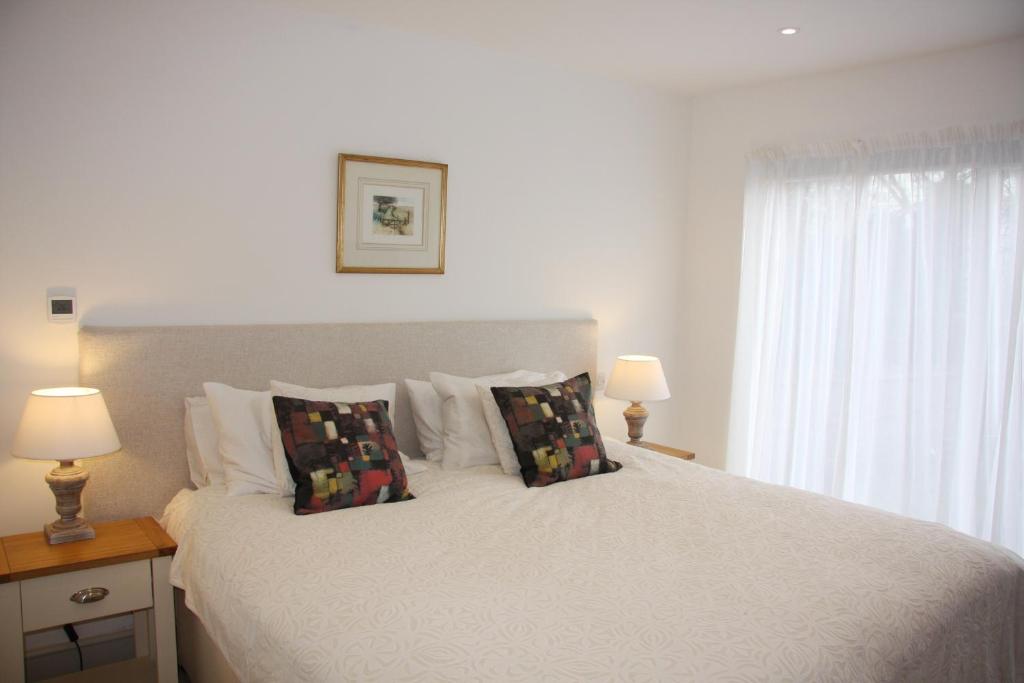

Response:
(78, 320), (597, 520)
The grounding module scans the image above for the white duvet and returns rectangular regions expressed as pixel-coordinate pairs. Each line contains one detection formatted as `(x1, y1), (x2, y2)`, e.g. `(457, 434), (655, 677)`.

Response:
(162, 440), (1024, 682)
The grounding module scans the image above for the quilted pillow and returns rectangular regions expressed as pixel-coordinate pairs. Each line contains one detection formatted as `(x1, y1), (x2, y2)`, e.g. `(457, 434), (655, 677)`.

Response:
(271, 397), (414, 514)
(490, 372), (621, 487)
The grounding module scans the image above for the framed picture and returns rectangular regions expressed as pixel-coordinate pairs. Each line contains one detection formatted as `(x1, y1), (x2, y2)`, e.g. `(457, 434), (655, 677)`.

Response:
(336, 154), (447, 274)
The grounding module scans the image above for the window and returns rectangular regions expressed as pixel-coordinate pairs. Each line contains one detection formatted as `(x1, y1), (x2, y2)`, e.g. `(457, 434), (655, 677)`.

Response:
(729, 125), (1024, 555)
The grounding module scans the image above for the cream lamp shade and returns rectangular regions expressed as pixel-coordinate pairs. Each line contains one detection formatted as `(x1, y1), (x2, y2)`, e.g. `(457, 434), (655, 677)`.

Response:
(12, 387), (121, 461)
(11, 387), (120, 544)
(605, 355), (670, 402)
(604, 355), (670, 446)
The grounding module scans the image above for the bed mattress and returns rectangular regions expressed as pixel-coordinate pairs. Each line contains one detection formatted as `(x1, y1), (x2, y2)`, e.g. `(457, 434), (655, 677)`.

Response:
(162, 439), (1024, 682)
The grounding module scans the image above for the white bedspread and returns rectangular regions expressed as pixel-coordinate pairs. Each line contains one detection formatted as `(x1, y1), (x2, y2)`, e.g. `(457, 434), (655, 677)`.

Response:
(162, 440), (1024, 682)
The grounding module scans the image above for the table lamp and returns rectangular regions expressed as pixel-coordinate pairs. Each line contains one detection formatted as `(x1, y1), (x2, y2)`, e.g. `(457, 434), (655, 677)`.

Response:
(11, 387), (121, 544)
(604, 355), (670, 445)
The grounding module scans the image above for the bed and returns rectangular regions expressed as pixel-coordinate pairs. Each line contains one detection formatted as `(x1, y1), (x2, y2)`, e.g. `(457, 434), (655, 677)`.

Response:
(78, 320), (1024, 682)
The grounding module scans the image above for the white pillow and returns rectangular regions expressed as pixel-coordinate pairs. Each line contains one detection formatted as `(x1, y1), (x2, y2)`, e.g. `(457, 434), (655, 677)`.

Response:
(475, 383), (528, 476)
(203, 383), (276, 496)
(407, 373), (548, 461)
(267, 380), (397, 496)
(405, 379), (444, 460)
(401, 454), (428, 476)
(183, 396), (219, 487)
(431, 370), (565, 470)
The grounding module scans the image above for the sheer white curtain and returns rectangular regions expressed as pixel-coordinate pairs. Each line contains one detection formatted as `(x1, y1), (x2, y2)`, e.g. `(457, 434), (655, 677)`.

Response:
(728, 123), (1024, 556)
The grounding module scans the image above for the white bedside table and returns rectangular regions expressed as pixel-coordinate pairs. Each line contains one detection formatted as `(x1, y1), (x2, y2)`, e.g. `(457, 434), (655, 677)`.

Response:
(0, 517), (177, 682)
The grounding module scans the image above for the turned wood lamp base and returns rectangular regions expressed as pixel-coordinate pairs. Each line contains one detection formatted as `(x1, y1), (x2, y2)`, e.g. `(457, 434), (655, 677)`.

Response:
(623, 401), (650, 446)
(43, 460), (96, 544)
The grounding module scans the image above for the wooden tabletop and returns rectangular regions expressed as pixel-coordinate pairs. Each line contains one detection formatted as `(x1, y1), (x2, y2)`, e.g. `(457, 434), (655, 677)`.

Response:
(0, 540), (10, 581)
(638, 441), (696, 461)
(0, 517), (176, 583)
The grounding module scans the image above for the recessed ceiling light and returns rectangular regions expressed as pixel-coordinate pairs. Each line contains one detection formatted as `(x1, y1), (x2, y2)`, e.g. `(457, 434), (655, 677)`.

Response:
(778, 27), (799, 36)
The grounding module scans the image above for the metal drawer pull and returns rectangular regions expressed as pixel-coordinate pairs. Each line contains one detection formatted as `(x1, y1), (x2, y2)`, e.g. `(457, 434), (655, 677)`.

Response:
(70, 587), (109, 604)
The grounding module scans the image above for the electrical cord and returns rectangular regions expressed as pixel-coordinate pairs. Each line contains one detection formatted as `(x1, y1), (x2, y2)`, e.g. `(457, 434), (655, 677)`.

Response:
(62, 624), (84, 671)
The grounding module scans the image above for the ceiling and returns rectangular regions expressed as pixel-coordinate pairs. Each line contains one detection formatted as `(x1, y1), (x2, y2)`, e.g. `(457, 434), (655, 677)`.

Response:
(284, 0), (1024, 93)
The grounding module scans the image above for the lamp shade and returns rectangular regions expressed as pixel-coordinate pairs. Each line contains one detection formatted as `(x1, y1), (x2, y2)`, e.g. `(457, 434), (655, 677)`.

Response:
(605, 355), (670, 402)
(12, 387), (121, 461)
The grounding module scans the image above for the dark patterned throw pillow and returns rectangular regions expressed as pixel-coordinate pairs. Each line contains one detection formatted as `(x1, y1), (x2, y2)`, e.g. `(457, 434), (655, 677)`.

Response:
(272, 396), (413, 514)
(490, 372), (621, 487)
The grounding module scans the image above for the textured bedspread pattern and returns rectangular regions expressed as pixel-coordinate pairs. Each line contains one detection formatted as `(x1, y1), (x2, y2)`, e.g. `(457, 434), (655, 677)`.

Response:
(163, 440), (1024, 682)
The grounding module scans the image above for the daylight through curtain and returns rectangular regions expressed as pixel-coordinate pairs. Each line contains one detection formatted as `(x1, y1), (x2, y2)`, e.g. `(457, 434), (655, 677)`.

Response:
(728, 122), (1024, 555)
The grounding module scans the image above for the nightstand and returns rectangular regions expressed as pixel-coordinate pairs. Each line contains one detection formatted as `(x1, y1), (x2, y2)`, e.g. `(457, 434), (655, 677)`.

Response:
(0, 517), (177, 683)
(638, 441), (696, 461)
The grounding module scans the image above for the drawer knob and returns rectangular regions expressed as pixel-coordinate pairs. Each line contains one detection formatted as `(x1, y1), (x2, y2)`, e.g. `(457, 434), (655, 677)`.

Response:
(70, 587), (109, 604)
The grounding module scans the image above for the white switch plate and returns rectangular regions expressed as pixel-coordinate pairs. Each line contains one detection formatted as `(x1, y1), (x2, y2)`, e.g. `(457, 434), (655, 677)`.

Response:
(595, 371), (607, 391)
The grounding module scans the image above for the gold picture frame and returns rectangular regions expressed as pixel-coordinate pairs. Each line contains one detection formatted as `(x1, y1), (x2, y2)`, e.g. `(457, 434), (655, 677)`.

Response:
(336, 154), (447, 274)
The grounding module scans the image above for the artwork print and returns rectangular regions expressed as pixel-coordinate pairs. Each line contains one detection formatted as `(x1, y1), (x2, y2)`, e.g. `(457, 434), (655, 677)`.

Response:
(373, 195), (413, 236)
(359, 181), (426, 248)
(337, 154), (447, 274)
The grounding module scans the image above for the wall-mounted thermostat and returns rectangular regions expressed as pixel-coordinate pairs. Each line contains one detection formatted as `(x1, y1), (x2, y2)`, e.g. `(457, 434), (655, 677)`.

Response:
(48, 296), (76, 322)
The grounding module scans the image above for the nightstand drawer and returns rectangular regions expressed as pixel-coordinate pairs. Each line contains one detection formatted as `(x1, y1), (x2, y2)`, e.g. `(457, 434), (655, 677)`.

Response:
(20, 560), (152, 632)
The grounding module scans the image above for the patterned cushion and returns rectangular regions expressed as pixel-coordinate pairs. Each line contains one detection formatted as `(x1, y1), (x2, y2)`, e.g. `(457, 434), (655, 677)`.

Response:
(490, 373), (621, 487)
(272, 397), (414, 514)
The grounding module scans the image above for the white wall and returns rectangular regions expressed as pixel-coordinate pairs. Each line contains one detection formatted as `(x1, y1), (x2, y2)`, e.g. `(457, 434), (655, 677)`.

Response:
(679, 37), (1024, 471)
(0, 0), (689, 535)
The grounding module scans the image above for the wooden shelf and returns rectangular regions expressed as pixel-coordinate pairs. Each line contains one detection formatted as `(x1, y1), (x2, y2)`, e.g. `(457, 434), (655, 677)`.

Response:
(44, 656), (156, 683)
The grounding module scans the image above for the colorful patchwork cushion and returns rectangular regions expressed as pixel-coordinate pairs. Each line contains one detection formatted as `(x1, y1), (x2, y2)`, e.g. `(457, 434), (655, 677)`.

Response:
(490, 373), (621, 487)
(271, 397), (414, 514)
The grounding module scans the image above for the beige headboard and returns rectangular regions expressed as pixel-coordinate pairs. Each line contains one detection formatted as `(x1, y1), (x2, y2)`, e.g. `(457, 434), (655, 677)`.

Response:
(78, 319), (597, 521)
